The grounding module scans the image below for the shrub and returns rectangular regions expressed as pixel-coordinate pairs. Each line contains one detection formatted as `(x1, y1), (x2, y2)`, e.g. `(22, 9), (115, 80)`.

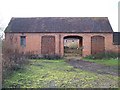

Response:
(42, 54), (62, 60)
(25, 51), (62, 60)
(25, 51), (39, 59)
(84, 52), (119, 60)
(2, 41), (29, 78)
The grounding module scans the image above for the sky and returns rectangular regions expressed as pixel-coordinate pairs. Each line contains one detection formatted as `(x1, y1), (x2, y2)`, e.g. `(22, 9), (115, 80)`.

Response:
(0, 0), (119, 35)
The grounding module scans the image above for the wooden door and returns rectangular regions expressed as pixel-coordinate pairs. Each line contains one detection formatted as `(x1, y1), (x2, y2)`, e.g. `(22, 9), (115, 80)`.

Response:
(41, 36), (55, 55)
(91, 36), (105, 54)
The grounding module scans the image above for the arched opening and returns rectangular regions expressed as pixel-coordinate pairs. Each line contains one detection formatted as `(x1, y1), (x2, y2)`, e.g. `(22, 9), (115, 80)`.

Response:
(63, 36), (83, 57)
(91, 36), (105, 54)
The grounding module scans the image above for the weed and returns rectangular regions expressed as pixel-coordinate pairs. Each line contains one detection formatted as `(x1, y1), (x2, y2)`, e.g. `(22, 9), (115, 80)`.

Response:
(84, 52), (119, 60)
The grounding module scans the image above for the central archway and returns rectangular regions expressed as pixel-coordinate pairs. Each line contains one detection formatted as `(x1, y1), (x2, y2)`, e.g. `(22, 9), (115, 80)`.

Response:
(63, 36), (83, 57)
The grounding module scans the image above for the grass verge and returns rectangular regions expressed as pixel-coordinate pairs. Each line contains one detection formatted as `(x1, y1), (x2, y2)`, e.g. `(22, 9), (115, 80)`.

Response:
(83, 52), (119, 66)
(83, 58), (118, 66)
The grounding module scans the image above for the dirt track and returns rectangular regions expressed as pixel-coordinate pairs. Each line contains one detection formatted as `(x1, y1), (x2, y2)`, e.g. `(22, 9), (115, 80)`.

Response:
(66, 59), (118, 76)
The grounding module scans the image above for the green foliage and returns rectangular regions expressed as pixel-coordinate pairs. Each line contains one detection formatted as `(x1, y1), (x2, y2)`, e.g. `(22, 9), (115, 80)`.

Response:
(84, 58), (118, 66)
(42, 54), (62, 60)
(84, 52), (119, 60)
(83, 52), (119, 66)
(3, 59), (118, 88)
(26, 51), (62, 60)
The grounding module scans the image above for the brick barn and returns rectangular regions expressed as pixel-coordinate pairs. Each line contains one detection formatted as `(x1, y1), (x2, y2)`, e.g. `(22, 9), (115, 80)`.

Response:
(4, 17), (119, 57)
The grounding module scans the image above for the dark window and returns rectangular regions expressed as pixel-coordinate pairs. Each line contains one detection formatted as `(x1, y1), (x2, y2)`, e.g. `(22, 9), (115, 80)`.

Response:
(20, 36), (26, 47)
(113, 32), (120, 45)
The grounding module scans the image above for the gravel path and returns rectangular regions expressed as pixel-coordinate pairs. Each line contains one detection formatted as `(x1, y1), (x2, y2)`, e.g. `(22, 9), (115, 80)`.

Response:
(66, 59), (118, 76)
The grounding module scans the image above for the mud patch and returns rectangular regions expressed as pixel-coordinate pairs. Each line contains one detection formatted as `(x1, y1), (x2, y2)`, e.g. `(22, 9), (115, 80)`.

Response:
(66, 59), (118, 76)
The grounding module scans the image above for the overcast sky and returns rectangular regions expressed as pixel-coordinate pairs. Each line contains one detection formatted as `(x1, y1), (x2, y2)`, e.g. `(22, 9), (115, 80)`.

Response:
(0, 0), (119, 32)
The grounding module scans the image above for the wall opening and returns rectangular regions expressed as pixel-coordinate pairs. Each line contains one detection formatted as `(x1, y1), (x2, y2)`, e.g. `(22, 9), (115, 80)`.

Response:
(63, 36), (83, 57)
(41, 36), (55, 55)
(91, 36), (105, 55)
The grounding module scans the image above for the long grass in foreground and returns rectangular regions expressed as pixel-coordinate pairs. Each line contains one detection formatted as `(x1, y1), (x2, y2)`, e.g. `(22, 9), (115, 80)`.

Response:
(83, 52), (119, 66)
(3, 59), (118, 88)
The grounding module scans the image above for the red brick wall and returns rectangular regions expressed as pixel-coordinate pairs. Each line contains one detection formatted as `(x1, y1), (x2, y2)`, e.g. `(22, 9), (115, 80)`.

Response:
(5, 32), (119, 57)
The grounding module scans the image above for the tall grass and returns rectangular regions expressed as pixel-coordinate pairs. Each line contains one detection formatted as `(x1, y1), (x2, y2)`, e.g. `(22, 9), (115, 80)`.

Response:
(84, 52), (119, 60)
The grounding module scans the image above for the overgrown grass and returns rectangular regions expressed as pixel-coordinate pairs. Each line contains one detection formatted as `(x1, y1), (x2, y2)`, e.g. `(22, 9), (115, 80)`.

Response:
(3, 59), (118, 88)
(83, 58), (118, 66)
(84, 52), (119, 60)
(83, 52), (119, 66)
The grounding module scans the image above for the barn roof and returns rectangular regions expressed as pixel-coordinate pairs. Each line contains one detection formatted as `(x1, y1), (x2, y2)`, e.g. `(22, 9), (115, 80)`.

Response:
(5, 17), (113, 33)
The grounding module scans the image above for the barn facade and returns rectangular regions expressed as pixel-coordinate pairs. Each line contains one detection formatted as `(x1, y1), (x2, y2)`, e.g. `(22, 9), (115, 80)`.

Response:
(4, 17), (119, 57)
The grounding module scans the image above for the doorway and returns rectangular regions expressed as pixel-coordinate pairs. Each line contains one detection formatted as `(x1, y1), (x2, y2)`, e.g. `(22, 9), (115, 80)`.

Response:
(91, 36), (105, 54)
(64, 36), (83, 57)
(41, 36), (55, 55)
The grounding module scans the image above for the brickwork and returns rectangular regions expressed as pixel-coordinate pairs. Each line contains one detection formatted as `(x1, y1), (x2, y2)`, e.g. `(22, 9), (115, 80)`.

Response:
(5, 33), (119, 57)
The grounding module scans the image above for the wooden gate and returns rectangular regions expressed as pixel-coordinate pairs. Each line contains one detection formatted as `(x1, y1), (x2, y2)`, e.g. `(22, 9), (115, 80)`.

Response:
(91, 36), (105, 54)
(41, 36), (55, 55)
